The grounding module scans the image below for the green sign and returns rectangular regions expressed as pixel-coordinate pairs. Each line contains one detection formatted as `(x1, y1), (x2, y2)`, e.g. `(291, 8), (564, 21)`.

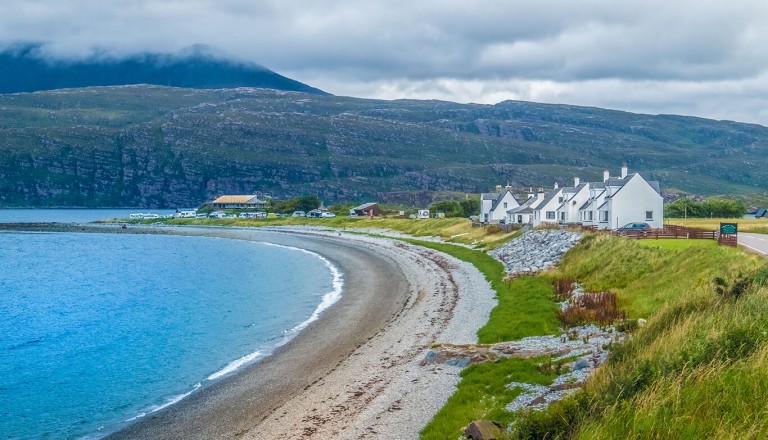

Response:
(720, 223), (738, 235)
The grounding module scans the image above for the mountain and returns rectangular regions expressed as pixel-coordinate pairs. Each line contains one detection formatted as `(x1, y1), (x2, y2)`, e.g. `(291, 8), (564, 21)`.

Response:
(0, 85), (766, 208)
(0, 44), (327, 95)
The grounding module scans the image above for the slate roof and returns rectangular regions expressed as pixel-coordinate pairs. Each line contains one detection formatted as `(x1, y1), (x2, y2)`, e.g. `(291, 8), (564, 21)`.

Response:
(533, 189), (561, 210)
(490, 190), (519, 212)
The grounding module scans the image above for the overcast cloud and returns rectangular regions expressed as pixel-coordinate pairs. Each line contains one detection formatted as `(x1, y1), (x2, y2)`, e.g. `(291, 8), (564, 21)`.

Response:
(2, 0), (768, 125)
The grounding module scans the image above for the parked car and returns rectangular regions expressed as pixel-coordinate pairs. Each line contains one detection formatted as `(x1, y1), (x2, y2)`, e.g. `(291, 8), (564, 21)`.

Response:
(321, 212), (336, 218)
(615, 222), (652, 235)
(291, 211), (306, 217)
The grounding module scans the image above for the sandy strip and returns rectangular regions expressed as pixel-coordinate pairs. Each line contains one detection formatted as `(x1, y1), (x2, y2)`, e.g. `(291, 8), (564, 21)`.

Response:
(1, 223), (495, 439)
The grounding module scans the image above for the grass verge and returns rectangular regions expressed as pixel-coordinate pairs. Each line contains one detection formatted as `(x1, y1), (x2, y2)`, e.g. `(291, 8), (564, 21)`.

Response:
(510, 234), (768, 439)
(404, 240), (561, 342)
(421, 358), (557, 440)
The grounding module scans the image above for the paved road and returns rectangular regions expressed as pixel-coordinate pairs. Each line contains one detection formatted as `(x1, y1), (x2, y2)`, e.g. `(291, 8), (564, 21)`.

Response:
(738, 233), (768, 256)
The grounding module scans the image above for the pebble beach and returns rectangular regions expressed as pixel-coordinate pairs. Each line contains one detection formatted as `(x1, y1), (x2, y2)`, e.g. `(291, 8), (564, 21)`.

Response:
(83, 224), (498, 439)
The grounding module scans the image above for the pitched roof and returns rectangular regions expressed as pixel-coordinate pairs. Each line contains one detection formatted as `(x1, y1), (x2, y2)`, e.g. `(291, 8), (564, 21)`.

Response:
(352, 202), (378, 211)
(533, 189), (562, 210)
(490, 190), (519, 212)
(508, 205), (534, 214)
(211, 195), (261, 204)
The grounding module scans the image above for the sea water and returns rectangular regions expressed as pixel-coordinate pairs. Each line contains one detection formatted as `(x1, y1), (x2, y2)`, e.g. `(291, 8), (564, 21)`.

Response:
(0, 231), (341, 439)
(0, 209), (178, 224)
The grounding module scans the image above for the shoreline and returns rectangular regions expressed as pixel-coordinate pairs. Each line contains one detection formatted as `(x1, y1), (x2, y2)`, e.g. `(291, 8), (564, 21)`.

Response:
(2, 223), (496, 439)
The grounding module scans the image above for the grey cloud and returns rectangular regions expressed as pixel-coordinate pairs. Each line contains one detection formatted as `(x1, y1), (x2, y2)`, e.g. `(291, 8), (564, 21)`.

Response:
(1, 0), (767, 124)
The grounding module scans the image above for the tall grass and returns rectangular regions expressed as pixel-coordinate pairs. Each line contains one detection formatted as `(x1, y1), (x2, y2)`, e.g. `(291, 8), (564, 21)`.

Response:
(512, 234), (768, 439)
(555, 233), (761, 318)
(670, 217), (768, 232)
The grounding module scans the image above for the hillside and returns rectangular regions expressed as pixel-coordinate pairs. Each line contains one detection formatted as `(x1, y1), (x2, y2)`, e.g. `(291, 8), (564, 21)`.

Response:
(0, 85), (767, 208)
(0, 45), (326, 95)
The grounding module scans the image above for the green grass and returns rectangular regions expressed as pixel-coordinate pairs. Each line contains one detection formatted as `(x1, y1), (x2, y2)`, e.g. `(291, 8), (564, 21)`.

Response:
(511, 235), (768, 440)
(635, 238), (718, 250)
(405, 240), (561, 342)
(554, 233), (759, 318)
(421, 357), (557, 440)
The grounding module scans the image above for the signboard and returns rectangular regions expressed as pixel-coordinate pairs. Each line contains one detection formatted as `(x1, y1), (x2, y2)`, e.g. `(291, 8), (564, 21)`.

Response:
(720, 222), (738, 235)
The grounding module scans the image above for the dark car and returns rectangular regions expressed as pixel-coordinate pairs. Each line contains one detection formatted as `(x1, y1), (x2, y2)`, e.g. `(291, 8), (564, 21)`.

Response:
(615, 222), (652, 235)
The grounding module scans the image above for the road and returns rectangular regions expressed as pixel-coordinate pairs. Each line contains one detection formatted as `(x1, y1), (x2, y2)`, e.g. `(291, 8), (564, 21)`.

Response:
(738, 233), (768, 256)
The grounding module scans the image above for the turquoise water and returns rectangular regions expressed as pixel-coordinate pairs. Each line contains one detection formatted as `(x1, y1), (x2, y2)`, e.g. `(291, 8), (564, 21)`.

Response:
(0, 231), (341, 439)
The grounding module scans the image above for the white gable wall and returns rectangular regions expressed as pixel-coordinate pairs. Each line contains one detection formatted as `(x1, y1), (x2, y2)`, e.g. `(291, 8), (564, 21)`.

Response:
(532, 188), (564, 226)
(489, 191), (520, 222)
(606, 174), (664, 229)
(481, 198), (494, 222)
(581, 189), (606, 228)
(560, 185), (589, 223)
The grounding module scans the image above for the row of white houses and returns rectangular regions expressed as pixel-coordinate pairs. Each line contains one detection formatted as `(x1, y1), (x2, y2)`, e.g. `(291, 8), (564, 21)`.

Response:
(480, 164), (664, 229)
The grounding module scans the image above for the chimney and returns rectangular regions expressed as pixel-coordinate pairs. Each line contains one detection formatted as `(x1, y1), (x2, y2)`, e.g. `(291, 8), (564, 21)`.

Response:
(621, 163), (628, 178)
(554, 182), (559, 189)
(574, 176), (580, 186)
(505, 184), (513, 190)
(495, 185), (502, 192)
(603, 170), (610, 182)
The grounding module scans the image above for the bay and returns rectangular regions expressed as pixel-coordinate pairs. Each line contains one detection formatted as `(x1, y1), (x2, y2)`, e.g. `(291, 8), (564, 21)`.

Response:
(0, 230), (340, 439)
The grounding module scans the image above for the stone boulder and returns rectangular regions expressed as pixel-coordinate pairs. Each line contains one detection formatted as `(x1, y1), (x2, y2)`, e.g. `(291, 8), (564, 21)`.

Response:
(464, 420), (504, 440)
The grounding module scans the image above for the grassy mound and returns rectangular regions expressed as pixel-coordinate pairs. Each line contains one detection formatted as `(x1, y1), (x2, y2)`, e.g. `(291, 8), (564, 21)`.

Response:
(512, 235), (768, 439)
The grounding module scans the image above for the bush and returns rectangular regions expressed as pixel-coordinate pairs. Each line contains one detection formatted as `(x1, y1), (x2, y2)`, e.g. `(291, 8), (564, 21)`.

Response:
(556, 291), (624, 328)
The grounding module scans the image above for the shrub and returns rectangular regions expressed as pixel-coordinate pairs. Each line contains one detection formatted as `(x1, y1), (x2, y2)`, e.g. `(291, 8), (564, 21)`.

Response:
(556, 291), (625, 328)
(553, 277), (576, 301)
(714, 274), (753, 300)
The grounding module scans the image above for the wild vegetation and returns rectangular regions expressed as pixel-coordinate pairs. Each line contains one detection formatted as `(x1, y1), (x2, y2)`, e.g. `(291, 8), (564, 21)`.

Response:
(664, 198), (747, 218)
(510, 235), (768, 439)
(407, 227), (767, 439)
(3, 85), (768, 208)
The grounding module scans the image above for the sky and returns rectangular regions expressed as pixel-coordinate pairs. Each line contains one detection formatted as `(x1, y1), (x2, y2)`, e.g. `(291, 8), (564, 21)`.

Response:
(2, 0), (768, 126)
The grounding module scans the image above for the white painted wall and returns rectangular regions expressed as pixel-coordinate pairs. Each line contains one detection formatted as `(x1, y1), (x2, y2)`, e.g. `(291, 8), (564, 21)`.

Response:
(606, 174), (664, 229)
(489, 191), (520, 222)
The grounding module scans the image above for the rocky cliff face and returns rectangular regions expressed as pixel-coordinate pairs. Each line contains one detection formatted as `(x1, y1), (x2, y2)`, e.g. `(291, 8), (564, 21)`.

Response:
(1, 86), (767, 208)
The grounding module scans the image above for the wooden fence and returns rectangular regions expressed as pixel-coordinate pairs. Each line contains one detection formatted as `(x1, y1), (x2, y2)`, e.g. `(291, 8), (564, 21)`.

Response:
(613, 224), (722, 241)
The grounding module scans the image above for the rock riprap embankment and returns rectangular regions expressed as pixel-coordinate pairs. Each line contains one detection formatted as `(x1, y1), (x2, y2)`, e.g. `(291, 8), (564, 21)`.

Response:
(489, 229), (582, 276)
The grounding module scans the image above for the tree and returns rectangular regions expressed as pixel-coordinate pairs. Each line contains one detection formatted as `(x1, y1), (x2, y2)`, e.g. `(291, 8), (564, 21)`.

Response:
(665, 198), (747, 218)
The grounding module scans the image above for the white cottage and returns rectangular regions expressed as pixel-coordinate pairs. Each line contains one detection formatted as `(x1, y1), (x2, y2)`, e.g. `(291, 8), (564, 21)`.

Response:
(481, 185), (520, 223)
(556, 178), (590, 224)
(506, 191), (543, 224)
(483, 164), (663, 229)
(532, 184), (565, 226)
(597, 166), (663, 229)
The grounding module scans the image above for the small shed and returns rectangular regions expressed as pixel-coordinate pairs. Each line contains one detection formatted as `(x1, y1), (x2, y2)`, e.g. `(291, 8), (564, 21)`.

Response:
(350, 202), (383, 217)
(755, 208), (768, 218)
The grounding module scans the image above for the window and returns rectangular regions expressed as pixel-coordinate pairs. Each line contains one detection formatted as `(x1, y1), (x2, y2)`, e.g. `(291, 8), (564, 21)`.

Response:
(503, 202), (508, 209)
(558, 197), (563, 203)
(546, 211), (555, 220)
(646, 211), (653, 221)
(559, 212), (565, 220)
(587, 211), (593, 221)
(601, 211), (609, 222)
